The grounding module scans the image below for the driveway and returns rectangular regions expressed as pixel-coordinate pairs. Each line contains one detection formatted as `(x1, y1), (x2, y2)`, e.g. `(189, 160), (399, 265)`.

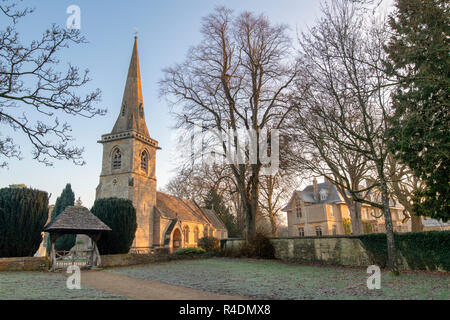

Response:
(81, 270), (248, 300)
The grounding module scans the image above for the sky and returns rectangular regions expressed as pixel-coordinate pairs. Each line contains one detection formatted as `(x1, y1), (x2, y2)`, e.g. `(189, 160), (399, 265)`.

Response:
(0, 0), (391, 207)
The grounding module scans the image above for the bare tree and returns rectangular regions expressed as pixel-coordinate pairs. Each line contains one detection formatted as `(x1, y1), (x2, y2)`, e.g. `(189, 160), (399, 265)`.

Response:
(292, 0), (399, 272)
(259, 171), (299, 237)
(285, 100), (371, 235)
(160, 7), (299, 240)
(0, 1), (104, 167)
(386, 154), (424, 232)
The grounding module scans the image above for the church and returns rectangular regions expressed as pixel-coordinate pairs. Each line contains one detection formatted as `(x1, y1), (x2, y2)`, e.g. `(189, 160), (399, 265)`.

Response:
(95, 37), (228, 252)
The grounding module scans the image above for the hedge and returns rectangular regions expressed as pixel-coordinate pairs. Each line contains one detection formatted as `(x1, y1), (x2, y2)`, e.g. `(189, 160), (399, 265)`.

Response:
(358, 231), (450, 271)
(173, 247), (206, 256)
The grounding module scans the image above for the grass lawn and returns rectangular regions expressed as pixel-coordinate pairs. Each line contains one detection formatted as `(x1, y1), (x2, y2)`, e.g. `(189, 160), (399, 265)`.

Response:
(0, 271), (125, 300)
(107, 257), (450, 300)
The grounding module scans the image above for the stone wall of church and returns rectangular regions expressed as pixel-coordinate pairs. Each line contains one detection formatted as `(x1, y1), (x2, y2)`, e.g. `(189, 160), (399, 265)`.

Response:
(96, 136), (158, 249)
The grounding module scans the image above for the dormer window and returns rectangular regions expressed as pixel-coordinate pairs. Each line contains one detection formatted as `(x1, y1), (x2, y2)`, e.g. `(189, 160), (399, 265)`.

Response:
(141, 151), (148, 173)
(319, 189), (328, 201)
(122, 103), (127, 116)
(139, 103), (143, 118)
(112, 148), (121, 169)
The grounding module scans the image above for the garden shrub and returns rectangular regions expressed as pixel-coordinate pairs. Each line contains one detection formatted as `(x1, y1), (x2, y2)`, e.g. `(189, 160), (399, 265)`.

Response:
(362, 221), (373, 234)
(250, 233), (275, 259)
(174, 247), (206, 255)
(227, 234), (275, 259)
(198, 236), (220, 252)
(91, 198), (137, 255)
(343, 218), (352, 235)
(358, 231), (450, 271)
(0, 187), (49, 257)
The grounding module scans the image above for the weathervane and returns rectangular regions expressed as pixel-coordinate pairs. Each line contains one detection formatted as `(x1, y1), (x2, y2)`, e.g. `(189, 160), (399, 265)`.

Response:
(133, 27), (139, 38)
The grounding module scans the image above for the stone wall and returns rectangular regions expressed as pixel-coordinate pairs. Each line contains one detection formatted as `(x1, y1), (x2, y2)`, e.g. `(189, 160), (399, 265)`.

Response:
(0, 257), (49, 271)
(0, 251), (202, 271)
(223, 237), (412, 269)
(100, 253), (171, 268)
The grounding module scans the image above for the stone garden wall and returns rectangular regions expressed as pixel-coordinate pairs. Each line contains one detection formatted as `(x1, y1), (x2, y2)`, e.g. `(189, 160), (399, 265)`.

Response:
(0, 257), (49, 271)
(223, 236), (415, 270)
(100, 253), (171, 268)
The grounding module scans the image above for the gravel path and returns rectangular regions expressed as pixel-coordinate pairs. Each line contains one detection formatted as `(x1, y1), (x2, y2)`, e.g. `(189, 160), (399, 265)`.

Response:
(81, 270), (248, 300)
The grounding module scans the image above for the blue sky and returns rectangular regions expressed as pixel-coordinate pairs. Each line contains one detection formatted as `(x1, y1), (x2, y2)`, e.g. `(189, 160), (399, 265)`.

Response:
(0, 0), (331, 207)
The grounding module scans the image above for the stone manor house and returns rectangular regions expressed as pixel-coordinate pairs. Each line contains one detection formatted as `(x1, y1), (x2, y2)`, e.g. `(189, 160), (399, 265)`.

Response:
(282, 178), (411, 237)
(95, 37), (227, 252)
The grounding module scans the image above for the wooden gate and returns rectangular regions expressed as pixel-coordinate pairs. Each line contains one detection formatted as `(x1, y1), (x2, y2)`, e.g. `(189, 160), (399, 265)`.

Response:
(54, 250), (92, 269)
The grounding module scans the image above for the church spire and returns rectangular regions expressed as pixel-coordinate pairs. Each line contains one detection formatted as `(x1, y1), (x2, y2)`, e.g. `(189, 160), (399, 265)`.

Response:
(112, 36), (150, 137)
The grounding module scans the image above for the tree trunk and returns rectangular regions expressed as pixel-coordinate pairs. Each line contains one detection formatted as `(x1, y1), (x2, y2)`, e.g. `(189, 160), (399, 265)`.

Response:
(411, 214), (424, 232)
(269, 213), (278, 237)
(347, 200), (363, 235)
(247, 192), (257, 241)
(380, 177), (398, 274)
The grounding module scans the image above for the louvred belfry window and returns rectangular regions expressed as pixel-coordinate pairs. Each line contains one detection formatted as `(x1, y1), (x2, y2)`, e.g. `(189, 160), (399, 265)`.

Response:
(141, 151), (148, 173)
(112, 149), (122, 169)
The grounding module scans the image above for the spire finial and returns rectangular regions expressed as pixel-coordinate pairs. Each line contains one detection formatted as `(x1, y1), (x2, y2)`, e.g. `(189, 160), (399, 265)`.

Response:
(133, 27), (139, 39)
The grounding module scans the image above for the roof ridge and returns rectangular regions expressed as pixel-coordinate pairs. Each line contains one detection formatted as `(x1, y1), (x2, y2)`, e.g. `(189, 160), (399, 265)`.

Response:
(180, 198), (210, 225)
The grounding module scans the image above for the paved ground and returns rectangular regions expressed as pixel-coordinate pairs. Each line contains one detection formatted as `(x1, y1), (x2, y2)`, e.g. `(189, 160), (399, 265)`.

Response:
(81, 270), (247, 300)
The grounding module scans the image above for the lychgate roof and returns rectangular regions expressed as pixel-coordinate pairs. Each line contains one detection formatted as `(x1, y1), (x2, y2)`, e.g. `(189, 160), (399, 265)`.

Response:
(44, 206), (111, 233)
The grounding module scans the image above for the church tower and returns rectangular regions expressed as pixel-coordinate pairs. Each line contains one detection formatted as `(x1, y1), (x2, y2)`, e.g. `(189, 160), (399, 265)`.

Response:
(96, 36), (159, 248)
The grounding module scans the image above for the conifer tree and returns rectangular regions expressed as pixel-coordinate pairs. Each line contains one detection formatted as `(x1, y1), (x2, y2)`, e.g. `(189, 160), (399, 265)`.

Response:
(386, 0), (449, 221)
(0, 187), (48, 257)
(91, 198), (137, 254)
(47, 184), (76, 251)
(204, 189), (241, 237)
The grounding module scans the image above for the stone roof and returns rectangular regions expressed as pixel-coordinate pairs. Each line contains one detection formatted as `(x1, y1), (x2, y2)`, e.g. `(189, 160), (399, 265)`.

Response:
(111, 36), (150, 137)
(299, 181), (343, 204)
(156, 192), (227, 231)
(44, 206), (112, 233)
(202, 208), (227, 231)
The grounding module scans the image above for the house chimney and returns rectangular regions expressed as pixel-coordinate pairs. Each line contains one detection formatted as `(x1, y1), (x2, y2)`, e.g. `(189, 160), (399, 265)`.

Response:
(313, 178), (319, 201)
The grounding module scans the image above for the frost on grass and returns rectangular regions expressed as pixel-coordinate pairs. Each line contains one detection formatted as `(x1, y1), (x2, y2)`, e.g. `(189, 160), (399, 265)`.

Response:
(0, 272), (124, 300)
(107, 258), (450, 300)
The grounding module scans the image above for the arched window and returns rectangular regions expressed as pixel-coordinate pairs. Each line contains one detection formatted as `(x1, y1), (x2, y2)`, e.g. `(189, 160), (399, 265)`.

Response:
(183, 226), (190, 244)
(139, 103), (144, 118)
(295, 199), (302, 218)
(209, 227), (213, 237)
(121, 102), (127, 116)
(141, 151), (148, 173)
(194, 226), (199, 243)
(203, 226), (209, 238)
(112, 148), (121, 169)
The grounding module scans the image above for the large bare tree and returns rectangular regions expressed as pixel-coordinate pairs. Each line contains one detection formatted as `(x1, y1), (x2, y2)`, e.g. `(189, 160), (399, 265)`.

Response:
(160, 7), (299, 240)
(285, 100), (371, 235)
(259, 171), (298, 237)
(386, 154), (424, 232)
(292, 0), (399, 272)
(0, 1), (104, 167)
